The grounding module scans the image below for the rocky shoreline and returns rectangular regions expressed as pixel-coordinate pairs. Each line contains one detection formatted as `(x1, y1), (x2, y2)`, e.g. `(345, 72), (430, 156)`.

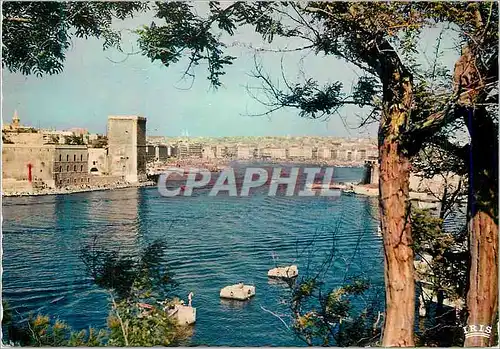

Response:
(2, 181), (156, 198)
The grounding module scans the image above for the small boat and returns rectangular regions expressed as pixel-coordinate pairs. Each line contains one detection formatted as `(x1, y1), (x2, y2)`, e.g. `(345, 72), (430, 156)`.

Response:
(220, 283), (255, 301)
(267, 265), (298, 279)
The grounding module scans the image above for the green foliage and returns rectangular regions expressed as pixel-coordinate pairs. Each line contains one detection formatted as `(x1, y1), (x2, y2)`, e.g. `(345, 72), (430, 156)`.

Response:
(2, 300), (13, 326)
(106, 298), (191, 346)
(80, 238), (177, 301)
(67, 327), (108, 346)
(352, 76), (381, 108)
(2, 2), (148, 77)
(9, 314), (72, 346)
(65, 134), (85, 145)
(47, 135), (60, 145)
(136, 2), (235, 88)
(90, 137), (108, 149)
(411, 208), (468, 300)
(78, 238), (187, 346)
(289, 277), (380, 346)
(6, 312), (107, 347)
(5, 240), (188, 347)
(411, 208), (468, 346)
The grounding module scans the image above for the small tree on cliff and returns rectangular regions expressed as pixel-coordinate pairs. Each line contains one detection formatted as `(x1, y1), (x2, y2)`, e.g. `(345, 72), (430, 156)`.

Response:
(79, 238), (190, 346)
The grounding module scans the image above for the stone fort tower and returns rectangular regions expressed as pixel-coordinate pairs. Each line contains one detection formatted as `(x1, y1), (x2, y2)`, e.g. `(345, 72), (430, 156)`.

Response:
(107, 115), (147, 183)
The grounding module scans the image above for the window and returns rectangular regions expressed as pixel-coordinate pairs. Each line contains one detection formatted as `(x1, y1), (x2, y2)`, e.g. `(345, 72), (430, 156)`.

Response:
(80, 154), (83, 161)
(88, 178), (90, 182)
(59, 154), (62, 161)
(74, 165), (77, 171)
(67, 165), (70, 171)
(74, 154), (76, 161)
(93, 161), (96, 165)
(66, 155), (69, 161)
(80, 165), (83, 171)
(59, 166), (62, 172)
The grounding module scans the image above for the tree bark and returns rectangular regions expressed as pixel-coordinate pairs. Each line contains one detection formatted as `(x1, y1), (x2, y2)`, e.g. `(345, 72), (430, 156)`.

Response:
(378, 67), (415, 347)
(464, 106), (499, 347)
(465, 211), (498, 346)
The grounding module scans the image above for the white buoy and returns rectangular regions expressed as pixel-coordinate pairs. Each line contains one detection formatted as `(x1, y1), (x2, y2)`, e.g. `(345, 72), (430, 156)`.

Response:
(267, 265), (298, 279)
(220, 283), (256, 300)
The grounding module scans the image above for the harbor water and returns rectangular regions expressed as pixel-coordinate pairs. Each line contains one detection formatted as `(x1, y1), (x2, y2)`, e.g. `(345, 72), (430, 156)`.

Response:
(2, 166), (385, 346)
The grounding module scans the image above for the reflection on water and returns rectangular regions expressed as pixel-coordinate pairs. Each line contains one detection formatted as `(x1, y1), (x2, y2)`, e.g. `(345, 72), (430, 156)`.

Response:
(267, 277), (296, 287)
(219, 298), (255, 310)
(3, 167), (386, 346)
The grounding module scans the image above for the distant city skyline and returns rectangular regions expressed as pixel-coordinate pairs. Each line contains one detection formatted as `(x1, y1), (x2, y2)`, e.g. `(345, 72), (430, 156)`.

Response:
(2, 7), (458, 138)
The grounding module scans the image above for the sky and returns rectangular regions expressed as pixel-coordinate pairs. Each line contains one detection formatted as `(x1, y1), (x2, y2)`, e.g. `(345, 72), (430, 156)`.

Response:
(1, 5), (459, 138)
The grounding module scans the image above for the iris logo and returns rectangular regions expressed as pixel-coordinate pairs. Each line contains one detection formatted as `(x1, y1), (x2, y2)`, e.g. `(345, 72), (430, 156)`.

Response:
(463, 324), (492, 339)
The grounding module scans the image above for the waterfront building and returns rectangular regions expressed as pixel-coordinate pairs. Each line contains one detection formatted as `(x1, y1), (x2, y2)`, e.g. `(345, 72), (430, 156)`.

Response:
(107, 115), (147, 183)
(363, 158), (379, 185)
(88, 148), (109, 175)
(214, 145), (225, 158)
(288, 146), (313, 159)
(188, 143), (203, 158)
(170, 145), (179, 158)
(40, 129), (74, 144)
(357, 149), (367, 161)
(177, 142), (189, 158)
(3, 131), (45, 145)
(2, 110), (35, 132)
(53, 145), (90, 186)
(2, 144), (90, 189)
(156, 144), (169, 161)
(261, 147), (286, 159)
(317, 148), (331, 159)
(225, 145), (237, 158)
(236, 146), (252, 159)
(202, 146), (216, 159)
(145, 144), (156, 162)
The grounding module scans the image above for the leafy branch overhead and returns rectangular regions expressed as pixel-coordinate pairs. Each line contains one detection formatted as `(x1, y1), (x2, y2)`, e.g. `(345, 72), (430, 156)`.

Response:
(136, 2), (236, 87)
(2, 2), (148, 76)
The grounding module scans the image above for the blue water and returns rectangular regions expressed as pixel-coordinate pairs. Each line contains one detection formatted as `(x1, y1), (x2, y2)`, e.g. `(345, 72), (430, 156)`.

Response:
(2, 167), (385, 346)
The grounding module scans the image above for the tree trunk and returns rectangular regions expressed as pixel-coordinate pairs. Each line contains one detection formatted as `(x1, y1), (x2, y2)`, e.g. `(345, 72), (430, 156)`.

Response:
(465, 211), (498, 346)
(378, 68), (415, 347)
(464, 106), (499, 347)
(379, 138), (414, 346)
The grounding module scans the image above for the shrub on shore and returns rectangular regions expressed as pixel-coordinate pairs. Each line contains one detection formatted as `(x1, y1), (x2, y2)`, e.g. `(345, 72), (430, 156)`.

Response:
(3, 239), (190, 347)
